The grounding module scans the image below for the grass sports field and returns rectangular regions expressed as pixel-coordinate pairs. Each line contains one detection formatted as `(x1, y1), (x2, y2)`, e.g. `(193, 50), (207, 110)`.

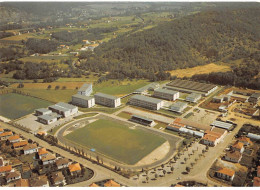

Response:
(65, 119), (166, 165)
(0, 93), (52, 119)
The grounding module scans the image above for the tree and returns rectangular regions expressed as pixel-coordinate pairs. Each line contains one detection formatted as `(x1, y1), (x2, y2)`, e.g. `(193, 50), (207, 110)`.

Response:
(186, 167), (190, 173)
(62, 86), (66, 90)
(55, 85), (60, 90)
(171, 166), (174, 173)
(47, 85), (52, 90)
(146, 176), (149, 182)
(184, 158), (187, 163)
(155, 173), (158, 179)
(206, 145), (209, 151)
(17, 83), (24, 88)
(163, 170), (166, 176)
(33, 79), (38, 83)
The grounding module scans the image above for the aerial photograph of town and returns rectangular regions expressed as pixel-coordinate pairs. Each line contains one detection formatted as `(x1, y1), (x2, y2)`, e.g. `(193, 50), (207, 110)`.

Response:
(0, 0), (259, 188)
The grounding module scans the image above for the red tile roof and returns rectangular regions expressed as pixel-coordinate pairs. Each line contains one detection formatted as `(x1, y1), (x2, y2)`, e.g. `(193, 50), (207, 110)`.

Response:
(23, 143), (38, 151)
(89, 183), (99, 187)
(104, 179), (120, 187)
(6, 171), (21, 179)
(8, 135), (20, 141)
(15, 179), (29, 187)
(13, 140), (28, 148)
(69, 163), (81, 173)
(0, 131), (13, 137)
(202, 134), (218, 142)
(217, 168), (235, 177)
(38, 148), (48, 155)
(232, 141), (244, 150)
(254, 177), (260, 187)
(0, 165), (12, 173)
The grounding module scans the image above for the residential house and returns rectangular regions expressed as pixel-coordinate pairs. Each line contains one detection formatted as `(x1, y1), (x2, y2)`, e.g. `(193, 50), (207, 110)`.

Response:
(23, 144), (38, 155)
(215, 168), (235, 181)
(0, 131), (13, 141)
(30, 176), (49, 187)
(0, 165), (13, 175)
(224, 151), (242, 163)
(55, 158), (70, 170)
(38, 148), (48, 159)
(231, 141), (245, 153)
(41, 154), (56, 165)
(89, 183), (99, 187)
(15, 179), (30, 187)
(202, 130), (223, 147)
(238, 136), (252, 146)
(51, 171), (66, 186)
(6, 171), (21, 183)
(253, 177), (260, 187)
(8, 135), (21, 143)
(104, 179), (121, 187)
(68, 163), (81, 176)
(13, 140), (28, 149)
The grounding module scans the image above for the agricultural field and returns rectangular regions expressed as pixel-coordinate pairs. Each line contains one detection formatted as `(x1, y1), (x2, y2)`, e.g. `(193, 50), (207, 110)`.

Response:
(168, 63), (231, 78)
(1, 32), (48, 41)
(0, 93), (52, 119)
(116, 111), (132, 120)
(19, 56), (74, 65)
(65, 119), (166, 165)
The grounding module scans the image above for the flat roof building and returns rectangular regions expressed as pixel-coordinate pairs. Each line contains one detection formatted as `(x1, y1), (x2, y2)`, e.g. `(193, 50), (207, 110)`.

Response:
(135, 83), (160, 94)
(211, 120), (233, 131)
(130, 115), (156, 127)
(49, 102), (78, 118)
(72, 94), (95, 108)
(77, 83), (92, 96)
(186, 93), (202, 103)
(35, 108), (52, 116)
(170, 102), (188, 113)
(37, 113), (61, 125)
(166, 79), (218, 96)
(153, 88), (179, 101)
(129, 95), (164, 110)
(94, 93), (121, 108)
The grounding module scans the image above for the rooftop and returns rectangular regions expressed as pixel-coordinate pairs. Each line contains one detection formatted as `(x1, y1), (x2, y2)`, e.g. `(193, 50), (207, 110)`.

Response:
(38, 113), (60, 121)
(55, 158), (70, 166)
(238, 136), (252, 144)
(226, 151), (242, 160)
(211, 120), (233, 130)
(202, 134), (218, 142)
(171, 101), (188, 108)
(35, 108), (51, 113)
(15, 179), (30, 187)
(23, 143), (38, 151)
(30, 176), (48, 187)
(131, 114), (154, 122)
(232, 141), (244, 150)
(6, 171), (21, 179)
(69, 163), (81, 173)
(131, 94), (163, 104)
(8, 135), (20, 141)
(211, 127), (227, 135)
(253, 177), (260, 187)
(217, 168), (235, 177)
(51, 171), (64, 183)
(186, 93), (201, 99)
(94, 92), (119, 100)
(104, 179), (120, 187)
(0, 165), (12, 173)
(89, 183), (99, 187)
(38, 148), (48, 155)
(56, 102), (77, 110)
(13, 140), (28, 148)
(0, 131), (13, 137)
(135, 83), (159, 93)
(154, 88), (179, 95)
(41, 154), (56, 162)
(72, 94), (94, 100)
(78, 83), (92, 92)
(174, 118), (211, 131)
(250, 93), (260, 99)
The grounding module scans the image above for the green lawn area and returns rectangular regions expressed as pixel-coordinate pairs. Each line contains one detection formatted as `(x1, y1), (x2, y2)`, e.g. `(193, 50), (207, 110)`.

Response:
(93, 79), (150, 96)
(79, 106), (123, 114)
(0, 93), (52, 119)
(19, 89), (77, 103)
(154, 122), (168, 130)
(116, 111), (132, 120)
(65, 119), (166, 165)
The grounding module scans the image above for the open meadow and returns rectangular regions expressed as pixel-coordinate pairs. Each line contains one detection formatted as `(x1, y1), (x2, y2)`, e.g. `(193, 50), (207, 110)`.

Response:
(65, 119), (166, 165)
(0, 93), (52, 119)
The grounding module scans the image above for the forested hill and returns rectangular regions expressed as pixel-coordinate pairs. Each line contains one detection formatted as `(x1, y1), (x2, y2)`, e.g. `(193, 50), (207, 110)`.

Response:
(81, 7), (259, 80)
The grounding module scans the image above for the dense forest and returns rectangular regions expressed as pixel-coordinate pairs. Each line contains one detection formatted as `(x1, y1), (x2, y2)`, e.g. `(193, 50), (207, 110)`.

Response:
(79, 7), (259, 81)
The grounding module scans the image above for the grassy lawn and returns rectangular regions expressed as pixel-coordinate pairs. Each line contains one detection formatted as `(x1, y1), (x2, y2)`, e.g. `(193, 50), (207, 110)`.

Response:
(19, 89), (77, 103)
(154, 122), (168, 130)
(116, 111), (132, 120)
(65, 119), (166, 165)
(0, 93), (52, 119)
(79, 106), (123, 114)
(73, 113), (98, 119)
(19, 56), (74, 65)
(93, 79), (150, 96)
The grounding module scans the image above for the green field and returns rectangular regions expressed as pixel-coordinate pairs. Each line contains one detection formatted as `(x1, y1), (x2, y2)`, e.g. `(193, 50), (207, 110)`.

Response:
(65, 119), (166, 165)
(0, 93), (52, 119)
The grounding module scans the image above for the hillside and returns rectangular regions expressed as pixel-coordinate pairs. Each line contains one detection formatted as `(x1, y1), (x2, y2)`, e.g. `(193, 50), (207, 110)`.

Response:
(80, 7), (259, 80)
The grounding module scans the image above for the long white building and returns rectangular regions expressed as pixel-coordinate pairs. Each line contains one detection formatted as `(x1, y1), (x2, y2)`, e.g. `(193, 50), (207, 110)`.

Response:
(153, 88), (179, 101)
(48, 102), (78, 118)
(72, 94), (95, 108)
(77, 83), (92, 96)
(129, 95), (164, 110)
(94, 93), (121, 108)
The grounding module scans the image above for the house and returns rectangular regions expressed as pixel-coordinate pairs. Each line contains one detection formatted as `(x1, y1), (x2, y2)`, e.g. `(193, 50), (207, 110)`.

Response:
(48, 102), (78, 118)
(186, 93), (202, 103)
(238, 136), (252, 146)
(37, 113), (60, 125)
(23, 144), (38, 155)
(15, 179), (30, 187)
(0, 131), (13, 140)
(37, 131), (47, 137)
(51, 171), (66, 186)
(231, 141), (245, 153)
(94, 93), (121, 108)
(41, 154), (56, 165)
(77, 83), (93, 96)
(35, 108), (52, 116)
(129, 95), (164, 110)
(69, 163), (81, 176)
(253, 177), (260, 187)
(0, 165), (13, 175)
(38, 148), (48, 159)
(6, 171), (21, 183)
(8, 135), (20, 143)
(30, 175), (49, 187)
(89, 183), (99, 187)
(13, 140), (28, 149)
(224, 151), (242, 163)
(71, 94), (95, 108)
(153, 88), (179, 101)
(170, 102), (188, 113)
(215, 168), (235, 181)
(104, 179), (120, 187)
(55, 158), (70, 170)
(202, 134), (219, 146)
(129, 115), (156, 127)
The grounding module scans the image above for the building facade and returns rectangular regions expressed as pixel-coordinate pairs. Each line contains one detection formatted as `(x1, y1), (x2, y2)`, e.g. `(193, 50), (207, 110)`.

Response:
(129, 95), (164, 110)
(153, 88), (179, 101)
(72, 94), (95, 108)
(94, 93), (121, 108)
(77, 83), (92, 96)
